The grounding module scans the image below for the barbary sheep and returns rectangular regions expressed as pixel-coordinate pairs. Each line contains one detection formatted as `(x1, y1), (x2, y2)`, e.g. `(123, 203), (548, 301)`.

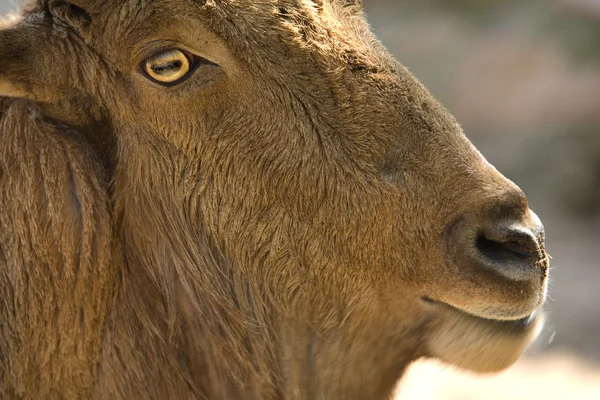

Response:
(0, 0), (548, 398)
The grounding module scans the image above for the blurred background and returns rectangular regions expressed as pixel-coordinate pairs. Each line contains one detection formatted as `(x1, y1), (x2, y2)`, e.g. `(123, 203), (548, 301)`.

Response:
(361, 0), (600, 398)
(0, 0), (598, 398)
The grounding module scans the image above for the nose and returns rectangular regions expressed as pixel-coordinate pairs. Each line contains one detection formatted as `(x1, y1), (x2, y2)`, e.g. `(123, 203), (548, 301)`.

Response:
(446, 191), (547, 282)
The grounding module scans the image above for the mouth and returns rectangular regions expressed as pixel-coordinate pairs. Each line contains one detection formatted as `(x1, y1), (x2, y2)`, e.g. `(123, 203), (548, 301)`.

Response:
(422, 296), (542, 332)
(422, 296), (545, 372)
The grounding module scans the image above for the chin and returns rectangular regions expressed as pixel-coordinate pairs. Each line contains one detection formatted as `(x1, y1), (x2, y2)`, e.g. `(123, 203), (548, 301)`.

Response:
(423, 299), (545, 373)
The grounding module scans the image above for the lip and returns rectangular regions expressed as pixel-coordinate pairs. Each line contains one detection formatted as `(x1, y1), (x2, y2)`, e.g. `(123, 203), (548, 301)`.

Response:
(422, 297), (541, 330)
(423, 296), (545, 372)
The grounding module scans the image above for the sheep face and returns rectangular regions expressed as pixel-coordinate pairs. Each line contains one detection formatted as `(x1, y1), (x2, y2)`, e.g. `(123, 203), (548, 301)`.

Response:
(0, 1), (548, 398)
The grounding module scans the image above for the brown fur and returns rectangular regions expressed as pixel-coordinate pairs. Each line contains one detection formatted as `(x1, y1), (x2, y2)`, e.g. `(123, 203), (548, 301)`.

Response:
(0, 1), (549, 399)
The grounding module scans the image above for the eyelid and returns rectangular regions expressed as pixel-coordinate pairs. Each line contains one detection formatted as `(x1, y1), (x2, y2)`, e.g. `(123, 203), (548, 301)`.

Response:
(134, 40), (187, 65)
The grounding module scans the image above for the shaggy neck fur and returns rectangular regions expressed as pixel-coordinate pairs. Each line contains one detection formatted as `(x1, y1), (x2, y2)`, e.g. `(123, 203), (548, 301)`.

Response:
(91, 127), (417, 399)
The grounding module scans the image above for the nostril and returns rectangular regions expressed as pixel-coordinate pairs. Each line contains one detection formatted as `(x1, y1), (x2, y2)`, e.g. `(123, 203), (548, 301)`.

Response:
(476, 234), (535, 262)
(445, 208), (547, 282)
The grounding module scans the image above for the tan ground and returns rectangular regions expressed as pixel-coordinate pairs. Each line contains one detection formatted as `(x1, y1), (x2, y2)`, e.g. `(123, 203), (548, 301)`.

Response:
(396, 352), (600, 400)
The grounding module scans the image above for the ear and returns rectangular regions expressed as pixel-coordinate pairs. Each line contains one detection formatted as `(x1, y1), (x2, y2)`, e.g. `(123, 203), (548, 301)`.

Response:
(0, 1), (93, 102)
(0, 24), (41, 100)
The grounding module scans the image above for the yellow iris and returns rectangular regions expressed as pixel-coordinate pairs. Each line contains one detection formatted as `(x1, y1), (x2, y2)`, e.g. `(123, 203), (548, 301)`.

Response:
(144, 50), (191, 84)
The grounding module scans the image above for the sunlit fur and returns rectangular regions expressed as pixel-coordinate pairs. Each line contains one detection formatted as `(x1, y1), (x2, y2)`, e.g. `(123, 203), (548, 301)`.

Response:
(0, 1), (548, 399)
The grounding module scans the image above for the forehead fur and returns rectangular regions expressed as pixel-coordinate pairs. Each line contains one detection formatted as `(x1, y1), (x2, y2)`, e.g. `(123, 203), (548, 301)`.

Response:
(21, 0), (381, 73)
(199, 0), (380, 67)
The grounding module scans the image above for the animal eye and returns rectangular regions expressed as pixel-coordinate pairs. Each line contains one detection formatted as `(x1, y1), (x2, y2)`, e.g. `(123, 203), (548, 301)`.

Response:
(142, 50), (193, 85)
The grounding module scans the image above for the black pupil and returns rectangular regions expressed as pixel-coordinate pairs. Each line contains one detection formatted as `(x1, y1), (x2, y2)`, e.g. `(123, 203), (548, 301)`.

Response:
(151, 60), (182, 75)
